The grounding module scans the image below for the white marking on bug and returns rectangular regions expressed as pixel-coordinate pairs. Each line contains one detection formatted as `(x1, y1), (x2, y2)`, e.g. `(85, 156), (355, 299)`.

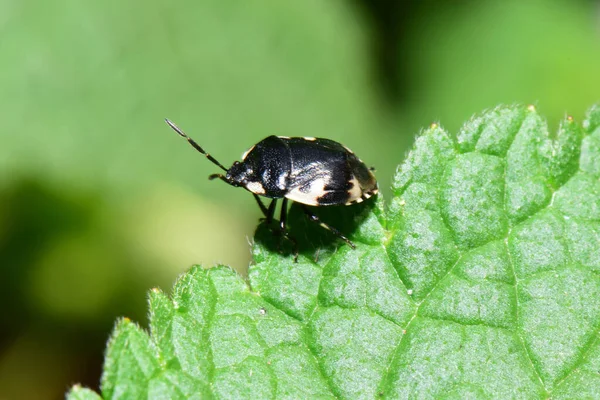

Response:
(285, 177), (328, 206)
(262, 170), (272, 183)
(277, 135), (291, 139)
(246, 181), (266, 195)
(241, 145), (256, 160)
(277, 173), (287, 189)
(347, 176), (363, 202)
(303, 137), (317, 141)
(360, 185), (379, 201)
(342, 145), (354, 154)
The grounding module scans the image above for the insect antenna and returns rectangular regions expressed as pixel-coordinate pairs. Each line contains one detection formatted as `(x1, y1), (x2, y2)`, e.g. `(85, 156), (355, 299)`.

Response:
(165, 119), (228, 172)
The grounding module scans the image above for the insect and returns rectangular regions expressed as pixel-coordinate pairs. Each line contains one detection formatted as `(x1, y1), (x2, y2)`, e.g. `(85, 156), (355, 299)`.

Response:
(165, 119), (378, 260)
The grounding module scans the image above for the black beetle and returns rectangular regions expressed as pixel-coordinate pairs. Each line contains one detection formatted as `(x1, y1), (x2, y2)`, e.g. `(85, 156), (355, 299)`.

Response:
(165, 119), (378, 259)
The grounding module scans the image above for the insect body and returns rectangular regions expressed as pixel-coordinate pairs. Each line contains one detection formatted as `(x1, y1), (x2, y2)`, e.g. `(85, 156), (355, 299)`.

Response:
(165, 119), (378, 259)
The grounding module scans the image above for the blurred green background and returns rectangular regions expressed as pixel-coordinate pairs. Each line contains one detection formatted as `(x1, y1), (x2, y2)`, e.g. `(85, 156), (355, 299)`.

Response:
(0, 0), (599, 398)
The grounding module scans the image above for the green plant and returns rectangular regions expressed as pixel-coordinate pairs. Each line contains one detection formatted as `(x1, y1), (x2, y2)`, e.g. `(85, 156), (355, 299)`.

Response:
(68, 104), (600, 399)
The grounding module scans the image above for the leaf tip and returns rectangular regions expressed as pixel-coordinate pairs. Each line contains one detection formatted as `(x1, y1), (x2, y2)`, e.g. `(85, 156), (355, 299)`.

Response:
(66, 384), (83, 397)
(583, 103), (600, 134)
(66, 385), (103, 400)
(110, 316), (139, 338)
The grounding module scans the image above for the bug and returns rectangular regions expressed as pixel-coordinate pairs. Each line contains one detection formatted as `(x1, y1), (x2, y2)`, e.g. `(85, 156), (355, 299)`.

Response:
(165, 119), (378, 260)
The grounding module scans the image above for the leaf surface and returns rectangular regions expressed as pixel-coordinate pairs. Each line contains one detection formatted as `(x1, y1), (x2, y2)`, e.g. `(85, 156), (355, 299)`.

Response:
(69, 105), (600, 399)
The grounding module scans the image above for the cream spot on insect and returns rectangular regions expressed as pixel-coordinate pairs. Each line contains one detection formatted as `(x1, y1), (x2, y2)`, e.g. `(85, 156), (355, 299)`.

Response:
(246, 181), (266, 195)
(347, 177), (362, 201)
(342, 145), (354, 154)
(241, 145), (256, 160)
(262, 170), (272, 183)
(304, 177), (327, 195)
(277, 135), (291, 140)
(285, 177), (328, 206)
(363, 189), (377, 199)
(345, 180), (378, 205)
(277, 173), (287, 189)
(303, 137), (317, 141)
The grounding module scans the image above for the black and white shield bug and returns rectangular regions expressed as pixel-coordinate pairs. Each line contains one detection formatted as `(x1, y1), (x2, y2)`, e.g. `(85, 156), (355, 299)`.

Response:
(165, 119), (378, 260)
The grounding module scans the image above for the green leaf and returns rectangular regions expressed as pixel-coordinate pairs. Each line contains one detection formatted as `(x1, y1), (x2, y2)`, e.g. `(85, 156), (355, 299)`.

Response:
(66, 386), (103, 400)
(70, 105), (600, 399)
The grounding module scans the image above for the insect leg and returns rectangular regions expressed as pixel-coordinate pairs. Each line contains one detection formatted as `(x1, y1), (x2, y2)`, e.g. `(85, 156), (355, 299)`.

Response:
(301, 206), (356, 249)
(253, 194), (277, 225)
(253, 194), (269, 217)
(266, 199), (277, 224)
(279, 198), (299, 262)
(254, 196), (295, 260)
(279, 198), (288, 232)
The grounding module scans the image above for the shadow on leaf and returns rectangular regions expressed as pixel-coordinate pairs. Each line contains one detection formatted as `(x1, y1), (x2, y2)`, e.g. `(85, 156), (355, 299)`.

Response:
(253, 196), (378, 263)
